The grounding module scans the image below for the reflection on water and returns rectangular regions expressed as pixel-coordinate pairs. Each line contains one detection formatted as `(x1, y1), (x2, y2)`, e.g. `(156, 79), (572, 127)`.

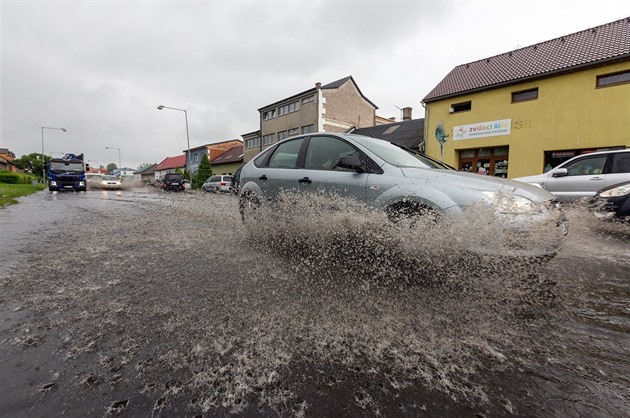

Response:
(0, 191), (628, 416)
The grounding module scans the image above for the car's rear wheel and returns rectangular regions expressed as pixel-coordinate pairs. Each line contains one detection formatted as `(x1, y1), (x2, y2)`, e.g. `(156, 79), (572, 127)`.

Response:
(386, 202), (440, 229)
(239, 192), (260, 222)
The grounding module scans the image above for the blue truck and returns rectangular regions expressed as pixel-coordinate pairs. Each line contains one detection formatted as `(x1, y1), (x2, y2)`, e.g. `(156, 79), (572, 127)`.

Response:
(47, 153), (90, 192)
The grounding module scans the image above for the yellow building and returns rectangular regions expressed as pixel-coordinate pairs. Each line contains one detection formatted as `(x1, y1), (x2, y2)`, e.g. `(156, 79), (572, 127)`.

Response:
(422, 17), (630, 179)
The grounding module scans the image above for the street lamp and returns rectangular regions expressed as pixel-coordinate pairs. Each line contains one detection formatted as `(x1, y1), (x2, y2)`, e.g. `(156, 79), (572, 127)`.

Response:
(157, 105), (192, 183)
(105, 147), (121, 175)
(41, 127), (67, 180)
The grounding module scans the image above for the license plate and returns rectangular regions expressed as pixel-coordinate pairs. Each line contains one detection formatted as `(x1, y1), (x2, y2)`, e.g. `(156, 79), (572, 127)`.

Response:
(172, 183), (179, 186)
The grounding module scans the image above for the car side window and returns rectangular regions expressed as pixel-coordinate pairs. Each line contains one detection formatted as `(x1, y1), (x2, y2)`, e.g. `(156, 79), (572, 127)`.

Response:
(565, 155), (607, 176)
(304, 136), (359, 171)
(268, 138), (304, 168)
(610, 153), (630, 174)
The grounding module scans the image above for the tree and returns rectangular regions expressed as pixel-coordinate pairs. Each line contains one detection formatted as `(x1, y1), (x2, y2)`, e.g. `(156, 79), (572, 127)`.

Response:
(13, 153), (49, 178)
(193, 154), (213, 189)
(106, 163), (118, 173)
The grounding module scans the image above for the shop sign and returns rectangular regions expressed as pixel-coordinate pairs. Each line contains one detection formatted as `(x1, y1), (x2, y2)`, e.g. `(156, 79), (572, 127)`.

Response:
(453, 119), (511, 140)
(552, 151), (575, 158)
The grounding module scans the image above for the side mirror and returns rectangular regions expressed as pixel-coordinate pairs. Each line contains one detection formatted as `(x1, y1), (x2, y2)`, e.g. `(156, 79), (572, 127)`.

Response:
(85, 164), (90, 172)
(551, 168), (568, 178)
(335, 155), (364, 172)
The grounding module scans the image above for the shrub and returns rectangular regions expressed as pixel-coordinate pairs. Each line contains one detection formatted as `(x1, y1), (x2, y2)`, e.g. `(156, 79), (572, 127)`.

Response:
(0, 171), (21, 184)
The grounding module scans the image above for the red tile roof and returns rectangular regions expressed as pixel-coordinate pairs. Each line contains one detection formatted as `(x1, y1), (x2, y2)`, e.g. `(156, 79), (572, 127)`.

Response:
(423, 17), (630, 102)
(155, 155), (186, 171)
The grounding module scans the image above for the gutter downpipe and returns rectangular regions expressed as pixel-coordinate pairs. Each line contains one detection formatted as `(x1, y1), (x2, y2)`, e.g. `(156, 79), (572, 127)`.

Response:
(421, 101), (428, 155)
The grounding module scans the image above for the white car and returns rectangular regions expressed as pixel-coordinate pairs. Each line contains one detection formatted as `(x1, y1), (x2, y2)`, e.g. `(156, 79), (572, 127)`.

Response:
(513, 149), (630, 202)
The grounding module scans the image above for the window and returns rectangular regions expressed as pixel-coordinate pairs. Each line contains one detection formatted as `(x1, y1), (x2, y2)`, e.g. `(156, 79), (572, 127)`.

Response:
(268, 138), (305, 169)
(263, 109), (276, 120)
(278, 130), (288, 141)
(597, 70), (630, 88)
(565, 155), (607, 176)
(278, 101), (300, 116)
(512, 88), (538, 103)
(245, 137), (260, 149)
(288, 128), (299, 137)
(301, 95), (315, 104)
(301, 124), (315, 134)
(304, 136), (358, 171)
(611, 152), (630, 174)
(263, 134), (275, 145)
(451, 101), (471, 113)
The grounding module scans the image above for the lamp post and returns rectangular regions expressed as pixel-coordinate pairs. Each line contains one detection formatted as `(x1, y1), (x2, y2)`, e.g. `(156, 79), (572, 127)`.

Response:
(157, 105), (192, 183)
(105, 147), (121, 175)
(41, 127), (67, 180)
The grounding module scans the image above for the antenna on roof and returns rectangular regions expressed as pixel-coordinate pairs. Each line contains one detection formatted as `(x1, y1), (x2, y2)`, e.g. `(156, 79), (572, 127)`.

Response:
(394, 105), (403, 121)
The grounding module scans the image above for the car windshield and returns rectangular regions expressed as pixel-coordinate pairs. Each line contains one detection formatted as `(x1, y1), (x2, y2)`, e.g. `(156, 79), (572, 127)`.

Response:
(350, 135), (453, 170)
(50, 161), (84, 172)
(103, 176), (118, 180)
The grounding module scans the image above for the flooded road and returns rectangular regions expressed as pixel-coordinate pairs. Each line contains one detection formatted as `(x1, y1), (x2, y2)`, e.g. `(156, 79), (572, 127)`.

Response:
(1, 188), (629, 417)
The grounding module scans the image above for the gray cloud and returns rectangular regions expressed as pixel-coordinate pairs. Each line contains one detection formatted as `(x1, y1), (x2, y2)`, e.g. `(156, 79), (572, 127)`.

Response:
(2, 1), (628, 168)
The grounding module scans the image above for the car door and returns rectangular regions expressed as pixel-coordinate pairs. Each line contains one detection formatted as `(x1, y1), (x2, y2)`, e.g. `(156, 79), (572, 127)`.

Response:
(604, 151), (630, 189)
(296, 135), (369, 203)
(253, 137), (306, 201)
(544, 154), (608, 200)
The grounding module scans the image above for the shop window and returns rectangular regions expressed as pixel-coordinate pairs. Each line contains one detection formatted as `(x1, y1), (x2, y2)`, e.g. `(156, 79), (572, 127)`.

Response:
(512, 88), (538, 103)
(458, 147), (509, 177)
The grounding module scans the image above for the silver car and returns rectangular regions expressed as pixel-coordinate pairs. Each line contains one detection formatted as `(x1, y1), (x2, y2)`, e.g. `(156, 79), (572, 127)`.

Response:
(239, 133), (568, 258)
(202, 175), (234, 193)
(513, 149), (630, 202)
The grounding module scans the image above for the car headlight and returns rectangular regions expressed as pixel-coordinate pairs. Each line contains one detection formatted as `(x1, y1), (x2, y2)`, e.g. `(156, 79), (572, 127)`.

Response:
(481, 191), (538, 214)
(50, 181), (57, 186)
(599, 183), (630, 197)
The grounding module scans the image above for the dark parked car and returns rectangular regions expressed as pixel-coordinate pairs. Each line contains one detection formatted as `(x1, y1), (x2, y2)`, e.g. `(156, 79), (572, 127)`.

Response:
(591, 180), (630, 221)
(230, 166), (242, 194)
(162, 173), (185, 191)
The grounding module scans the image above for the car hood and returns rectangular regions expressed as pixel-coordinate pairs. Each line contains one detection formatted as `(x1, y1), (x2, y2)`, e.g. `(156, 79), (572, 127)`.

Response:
(400, 168), (555, 202)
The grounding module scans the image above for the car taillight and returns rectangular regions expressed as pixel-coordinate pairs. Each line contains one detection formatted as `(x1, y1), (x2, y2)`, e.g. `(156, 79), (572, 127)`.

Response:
(220, 182), (227, 186)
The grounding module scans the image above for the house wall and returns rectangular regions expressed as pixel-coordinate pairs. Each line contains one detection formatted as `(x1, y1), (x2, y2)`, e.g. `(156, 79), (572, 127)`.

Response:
(210, 162), (241, 176)
(424, 61), (630, 178)
(322, 81), (376, 132)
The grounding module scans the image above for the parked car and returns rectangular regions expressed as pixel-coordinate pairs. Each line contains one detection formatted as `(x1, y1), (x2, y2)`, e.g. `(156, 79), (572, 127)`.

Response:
(100, 175), (122, 190)
(230, 166), (243, 194)
(591, 180), (630, 221)
(238, 132), (568, 258)
(162, 173), (185, 191)
(513, 149), (630, 202)
(202, 175), (233, 193)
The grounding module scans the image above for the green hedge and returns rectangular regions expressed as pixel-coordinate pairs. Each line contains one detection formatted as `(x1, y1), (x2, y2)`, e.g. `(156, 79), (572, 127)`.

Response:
(0, 171), (39, 184)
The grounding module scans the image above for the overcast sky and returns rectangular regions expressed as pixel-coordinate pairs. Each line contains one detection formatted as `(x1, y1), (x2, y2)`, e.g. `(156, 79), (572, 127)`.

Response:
(2, 1), (629, 169)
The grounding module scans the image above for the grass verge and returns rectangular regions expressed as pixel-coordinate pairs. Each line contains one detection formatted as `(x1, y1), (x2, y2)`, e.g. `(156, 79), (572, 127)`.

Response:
(0, 183), (47, 208)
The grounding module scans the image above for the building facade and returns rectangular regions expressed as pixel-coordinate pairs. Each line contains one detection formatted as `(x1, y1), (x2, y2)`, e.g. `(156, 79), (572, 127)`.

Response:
(422, 17), (630, 179)
(244, 76), (378, 162)
(187, 140), (243, 174)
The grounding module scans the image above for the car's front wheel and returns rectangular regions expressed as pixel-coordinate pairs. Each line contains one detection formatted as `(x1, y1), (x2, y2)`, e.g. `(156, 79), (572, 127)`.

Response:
(386, 202), (441, 229)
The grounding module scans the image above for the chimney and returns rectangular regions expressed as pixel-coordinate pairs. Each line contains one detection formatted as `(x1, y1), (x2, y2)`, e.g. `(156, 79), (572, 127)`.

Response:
(315, 82), (321, 89)
(402, 107), (412, 121)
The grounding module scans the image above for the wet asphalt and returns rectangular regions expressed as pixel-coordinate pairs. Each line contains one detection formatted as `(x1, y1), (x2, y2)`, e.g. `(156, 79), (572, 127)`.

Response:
(0, 187), (629, 417)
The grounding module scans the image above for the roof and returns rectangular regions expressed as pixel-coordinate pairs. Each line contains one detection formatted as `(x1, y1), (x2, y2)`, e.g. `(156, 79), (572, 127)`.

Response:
(423, 17), (630, 102)
(351, 118), (425, 149)
(155, 155), (186, 171)
(189, 139), (243, 152)
(259, 75), (378, 110)
(210, 145), (244, 165)
(133, 163), (157, 175)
